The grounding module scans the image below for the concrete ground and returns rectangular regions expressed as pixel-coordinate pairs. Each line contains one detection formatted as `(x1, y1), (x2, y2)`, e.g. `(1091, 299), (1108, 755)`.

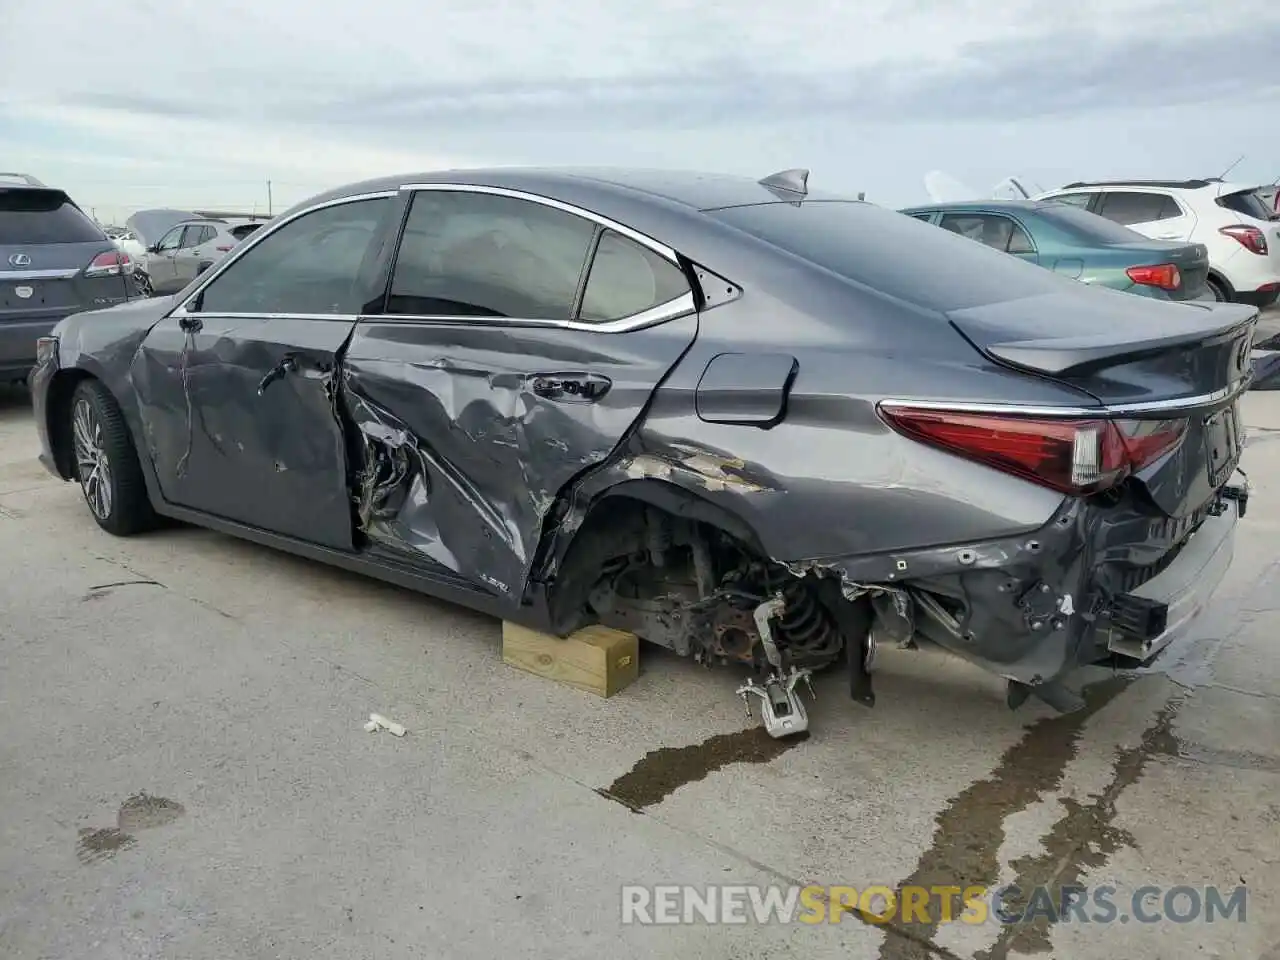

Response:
(1, 372), (1278, 959)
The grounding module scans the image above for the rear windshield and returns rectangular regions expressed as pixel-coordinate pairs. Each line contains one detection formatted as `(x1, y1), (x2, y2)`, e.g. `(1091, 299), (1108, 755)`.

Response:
(1034, 203), (1150, 244)
(0, 189), (105, 244)
(1216, 189), (1274, 221)
(707, 200), (1060, 312)
(230, 223), (264, 240)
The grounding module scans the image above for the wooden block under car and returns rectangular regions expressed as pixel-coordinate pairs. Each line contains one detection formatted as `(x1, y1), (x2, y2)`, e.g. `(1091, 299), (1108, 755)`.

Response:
(501, 622), (639, 698)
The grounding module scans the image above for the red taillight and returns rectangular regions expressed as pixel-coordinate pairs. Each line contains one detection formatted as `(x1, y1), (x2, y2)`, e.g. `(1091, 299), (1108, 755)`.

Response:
(84, 250), (134, 277)
(1125, 263), (1181, 290)
(878, 407), (1187, 495)
(1220, 224), (1268, 255)
(215, 245), (232, 251)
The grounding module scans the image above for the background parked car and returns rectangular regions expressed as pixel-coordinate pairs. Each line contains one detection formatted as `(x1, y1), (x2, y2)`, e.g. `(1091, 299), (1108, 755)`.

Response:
(900, 199), (1211, 301)
(139, 218), (246, 295)
(1, 173), (136, 381)
(1034, 179), (1280, 308)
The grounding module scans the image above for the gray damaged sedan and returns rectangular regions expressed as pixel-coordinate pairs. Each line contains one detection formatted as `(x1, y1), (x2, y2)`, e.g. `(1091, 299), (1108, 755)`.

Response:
(29, 167), (1253, 737)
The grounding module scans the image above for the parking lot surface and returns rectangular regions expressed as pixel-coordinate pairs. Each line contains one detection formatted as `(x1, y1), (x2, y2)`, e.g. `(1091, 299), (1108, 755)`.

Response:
(1, 374), (1278, 959)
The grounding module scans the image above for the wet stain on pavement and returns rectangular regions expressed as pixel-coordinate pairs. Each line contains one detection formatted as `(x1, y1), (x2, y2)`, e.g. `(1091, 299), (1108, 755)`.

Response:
(876, 676), (1133, 960)
(76, 827), (136, 864)
(973, 697), (1182, 960)
(75, 792), (186, 864)
(117, 792), (186, 831)
(598, 726), (809, 811)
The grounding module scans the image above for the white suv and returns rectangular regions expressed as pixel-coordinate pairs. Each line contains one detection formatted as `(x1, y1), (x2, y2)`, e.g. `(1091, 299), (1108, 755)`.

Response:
(1035, 179), (1280, 309)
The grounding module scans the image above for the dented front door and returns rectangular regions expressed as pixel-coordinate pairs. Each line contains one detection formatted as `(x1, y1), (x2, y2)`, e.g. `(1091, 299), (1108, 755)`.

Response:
(131, 194), (397, 550)
(340, 186), (700, 600)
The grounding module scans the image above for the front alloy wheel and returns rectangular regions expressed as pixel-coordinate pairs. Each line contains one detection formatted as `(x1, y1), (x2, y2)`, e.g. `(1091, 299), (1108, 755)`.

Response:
(67, 378), (157, 536)
(72, 397), (112, 520)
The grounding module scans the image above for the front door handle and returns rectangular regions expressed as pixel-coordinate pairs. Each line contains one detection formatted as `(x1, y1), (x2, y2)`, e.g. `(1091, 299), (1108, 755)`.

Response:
(530, 372), (612, 403)
(258, 356), (298, 395)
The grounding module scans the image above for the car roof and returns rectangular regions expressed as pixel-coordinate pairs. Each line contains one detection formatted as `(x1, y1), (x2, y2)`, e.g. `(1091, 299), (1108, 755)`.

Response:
(1049, 179), (1257, 194)
(290, 167), (857, 216)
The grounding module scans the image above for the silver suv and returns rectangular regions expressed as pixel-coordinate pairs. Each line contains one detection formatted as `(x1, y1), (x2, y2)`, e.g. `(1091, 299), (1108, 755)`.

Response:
(141, 218), (252, 296)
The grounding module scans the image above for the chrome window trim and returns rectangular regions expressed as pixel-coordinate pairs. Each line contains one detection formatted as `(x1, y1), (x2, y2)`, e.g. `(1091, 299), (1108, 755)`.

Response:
(396, 181), (682, 264)
(171, 190), (400, 316)
(375, 290), (697, 335)
(879, 378), (1250, 418)
(172, 182), (695, 332)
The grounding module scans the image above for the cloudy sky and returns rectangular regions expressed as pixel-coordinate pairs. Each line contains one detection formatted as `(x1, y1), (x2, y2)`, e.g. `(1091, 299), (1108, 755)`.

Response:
(2, 0), (1278, 221)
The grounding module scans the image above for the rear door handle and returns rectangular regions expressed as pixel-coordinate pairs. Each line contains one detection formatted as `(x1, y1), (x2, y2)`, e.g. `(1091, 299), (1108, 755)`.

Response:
(530, 372), (611, 402)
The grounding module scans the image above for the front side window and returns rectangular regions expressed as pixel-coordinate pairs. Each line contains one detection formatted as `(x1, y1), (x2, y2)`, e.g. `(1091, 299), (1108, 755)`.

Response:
(193, 197), (391, 315)
(578, 229), (690, 324)
(388, 190), (597, 320)
(156, 227), (184, 251)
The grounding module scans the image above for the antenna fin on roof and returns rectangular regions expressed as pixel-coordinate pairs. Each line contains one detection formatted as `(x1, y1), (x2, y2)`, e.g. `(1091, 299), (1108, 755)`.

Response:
(758, 168), (809, 198)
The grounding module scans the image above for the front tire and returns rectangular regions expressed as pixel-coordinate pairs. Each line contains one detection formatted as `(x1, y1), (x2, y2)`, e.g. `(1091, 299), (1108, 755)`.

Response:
(70, 379), (157, 536)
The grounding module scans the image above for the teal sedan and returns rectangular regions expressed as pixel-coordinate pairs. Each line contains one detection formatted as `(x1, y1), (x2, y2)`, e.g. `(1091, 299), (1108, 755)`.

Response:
(900, 199), (1212, 301)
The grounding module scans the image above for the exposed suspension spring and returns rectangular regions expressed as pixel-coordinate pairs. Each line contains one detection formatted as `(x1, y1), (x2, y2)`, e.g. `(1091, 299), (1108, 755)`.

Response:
(757, 568), (842, 664)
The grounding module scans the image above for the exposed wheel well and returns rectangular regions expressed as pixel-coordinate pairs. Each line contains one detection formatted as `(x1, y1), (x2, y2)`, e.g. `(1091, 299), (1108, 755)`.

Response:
(546, 484), (853, 672)
(44, 369), (96, 480)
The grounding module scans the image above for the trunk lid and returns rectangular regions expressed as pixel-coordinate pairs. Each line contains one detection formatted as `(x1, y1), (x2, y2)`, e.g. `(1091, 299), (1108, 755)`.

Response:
(1, 188), (131, 324)
(948, 291), (1256, 517)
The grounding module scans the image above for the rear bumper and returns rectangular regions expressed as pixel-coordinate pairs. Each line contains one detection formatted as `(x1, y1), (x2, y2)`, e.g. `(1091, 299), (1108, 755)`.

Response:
(1237, 286), (1280, 309)
(831, 474), (1248, 692)
(1099, 477), (1244, 660)
(0, 316), (63, 380)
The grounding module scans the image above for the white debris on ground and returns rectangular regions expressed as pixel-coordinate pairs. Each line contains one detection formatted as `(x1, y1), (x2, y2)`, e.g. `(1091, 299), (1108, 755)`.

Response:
(364, 713), (407, 737)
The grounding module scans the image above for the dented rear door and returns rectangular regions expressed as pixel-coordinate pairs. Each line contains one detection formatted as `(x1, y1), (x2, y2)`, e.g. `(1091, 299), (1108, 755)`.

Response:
(342, 187), (699, 600)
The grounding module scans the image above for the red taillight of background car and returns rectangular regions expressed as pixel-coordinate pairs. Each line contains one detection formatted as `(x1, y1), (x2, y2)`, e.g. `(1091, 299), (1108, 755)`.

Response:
(84, 250), (135, 277)
(1125, 263), (1181, 290)
(1219, 224), (1269, 255)
(878, 406), (1188, 495)
(215, 245), (233, 252)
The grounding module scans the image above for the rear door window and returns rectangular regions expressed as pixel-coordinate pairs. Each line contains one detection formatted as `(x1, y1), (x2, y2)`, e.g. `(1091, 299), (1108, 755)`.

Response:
(387, 190), (596, 320)
(938, 213), (1034, 254)
(0, 189), (105, 244)
(577, 230), (690, 324)
(1096, 191), (1181, 225)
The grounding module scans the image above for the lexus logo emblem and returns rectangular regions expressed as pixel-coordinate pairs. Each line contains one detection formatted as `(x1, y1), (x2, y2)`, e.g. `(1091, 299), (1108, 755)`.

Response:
(7, 253), (31, 268)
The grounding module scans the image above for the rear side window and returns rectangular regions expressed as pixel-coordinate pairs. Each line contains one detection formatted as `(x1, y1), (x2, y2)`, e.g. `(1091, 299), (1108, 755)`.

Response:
(708, 200), (1061, 312)
(578, 230), (690, 323)
(388, 190), (596, 320)
(1034, 204), (1150, 244)
(1095, 191), (1181, 225)
(231, 223), (263, 240)
(0, 189), (105, 244)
